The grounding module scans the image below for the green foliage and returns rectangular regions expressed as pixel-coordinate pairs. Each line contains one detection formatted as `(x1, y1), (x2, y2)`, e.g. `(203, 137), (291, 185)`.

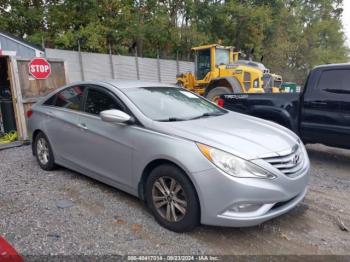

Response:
(0, 0), (348, 83)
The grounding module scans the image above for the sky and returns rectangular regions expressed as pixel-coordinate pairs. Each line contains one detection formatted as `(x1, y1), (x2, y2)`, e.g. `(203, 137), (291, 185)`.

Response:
(343, 1), (350, 48)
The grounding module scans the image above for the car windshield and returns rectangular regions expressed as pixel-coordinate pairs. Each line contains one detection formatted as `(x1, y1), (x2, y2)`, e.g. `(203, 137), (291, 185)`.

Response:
(123, 87), (227, 121)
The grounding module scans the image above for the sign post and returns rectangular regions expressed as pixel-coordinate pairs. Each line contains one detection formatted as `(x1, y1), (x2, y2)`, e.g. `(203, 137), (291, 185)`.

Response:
(28, 58), (51, 79)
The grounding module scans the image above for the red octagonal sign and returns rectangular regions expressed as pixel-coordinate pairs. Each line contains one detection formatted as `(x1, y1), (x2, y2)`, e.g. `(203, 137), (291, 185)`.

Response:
(29, 57), (51, 79)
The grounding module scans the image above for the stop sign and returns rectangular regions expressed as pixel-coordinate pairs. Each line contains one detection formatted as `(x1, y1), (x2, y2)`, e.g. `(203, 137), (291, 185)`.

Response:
(28, 58), (51, 79)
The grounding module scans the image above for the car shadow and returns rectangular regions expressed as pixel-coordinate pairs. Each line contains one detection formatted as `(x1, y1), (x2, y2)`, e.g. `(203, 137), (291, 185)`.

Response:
(55, 164), (308, 240)
(53, 158), (311, 238)
(306, 144), (350, 168)
(55, 165), (147, 211)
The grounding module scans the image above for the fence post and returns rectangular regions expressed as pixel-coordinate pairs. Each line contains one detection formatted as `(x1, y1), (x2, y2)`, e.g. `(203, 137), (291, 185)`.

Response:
(176, 51), (180, 75)
(109, 44), (115, 79)
(78, 40), (85, 81)
(157, 50), (161, 82)
(135, 49), (140, 80)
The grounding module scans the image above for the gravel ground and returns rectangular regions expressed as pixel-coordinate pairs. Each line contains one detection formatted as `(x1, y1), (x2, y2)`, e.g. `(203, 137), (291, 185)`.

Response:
(0, 144), (350, 256)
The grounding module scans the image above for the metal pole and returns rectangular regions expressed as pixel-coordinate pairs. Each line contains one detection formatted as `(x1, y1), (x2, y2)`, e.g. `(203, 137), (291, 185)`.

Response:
(157, 50), (161, 82)
(135, 48), (140, 80)
(109, 43), (115, 79)
(176, 51), (180, 75)
(78, 40), (85, 81)
(41, 36), (45, 50)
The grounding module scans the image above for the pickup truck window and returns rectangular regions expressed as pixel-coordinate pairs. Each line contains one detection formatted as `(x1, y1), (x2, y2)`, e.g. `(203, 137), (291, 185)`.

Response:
(318, 69), (350, 93)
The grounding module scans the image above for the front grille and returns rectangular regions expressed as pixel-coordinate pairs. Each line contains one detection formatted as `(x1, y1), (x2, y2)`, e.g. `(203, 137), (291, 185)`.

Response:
(263, 145), (304, 177)
(244, 72), (251, 81)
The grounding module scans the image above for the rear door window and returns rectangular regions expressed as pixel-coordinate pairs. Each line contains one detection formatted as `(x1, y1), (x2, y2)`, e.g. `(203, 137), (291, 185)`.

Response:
(54, 86), (85, 111)
(43, 94), (56, 106)
(318, 69), (350, 92)
(84, 88), (123, 115)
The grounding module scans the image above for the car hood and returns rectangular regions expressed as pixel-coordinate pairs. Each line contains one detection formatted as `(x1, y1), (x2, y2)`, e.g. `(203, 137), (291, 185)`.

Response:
(151, 112), (299, 160)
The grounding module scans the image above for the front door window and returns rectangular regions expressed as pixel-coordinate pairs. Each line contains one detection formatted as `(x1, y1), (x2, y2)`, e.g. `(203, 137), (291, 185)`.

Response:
(84, 88), (122, 115)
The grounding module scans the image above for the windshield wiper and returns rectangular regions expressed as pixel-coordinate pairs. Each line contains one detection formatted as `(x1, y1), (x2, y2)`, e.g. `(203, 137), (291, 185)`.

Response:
(157, 112), (225, 122)
(158, 117), (188, 122)
(189, 112), (225, 120)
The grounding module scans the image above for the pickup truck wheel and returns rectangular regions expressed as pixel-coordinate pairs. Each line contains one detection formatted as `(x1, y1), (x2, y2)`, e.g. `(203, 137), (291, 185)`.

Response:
(206, 86), (231, 103)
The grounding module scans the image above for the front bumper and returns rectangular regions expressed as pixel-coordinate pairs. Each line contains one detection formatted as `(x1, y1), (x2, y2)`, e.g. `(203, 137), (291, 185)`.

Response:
(191, 161), (309, 227)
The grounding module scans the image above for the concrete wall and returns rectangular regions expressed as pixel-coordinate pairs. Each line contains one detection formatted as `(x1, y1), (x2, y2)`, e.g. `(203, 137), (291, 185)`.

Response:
(45, 48), (194, 84)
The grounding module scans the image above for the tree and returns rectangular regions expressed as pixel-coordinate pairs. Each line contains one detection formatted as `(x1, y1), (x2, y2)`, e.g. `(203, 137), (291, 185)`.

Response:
(0, 0), (348, 83)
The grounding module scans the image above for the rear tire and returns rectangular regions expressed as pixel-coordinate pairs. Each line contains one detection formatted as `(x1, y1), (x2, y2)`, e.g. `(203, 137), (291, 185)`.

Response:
(145, 164), (200, 232)
(206, 86), (231, 103)
(34, 132), (56, 171)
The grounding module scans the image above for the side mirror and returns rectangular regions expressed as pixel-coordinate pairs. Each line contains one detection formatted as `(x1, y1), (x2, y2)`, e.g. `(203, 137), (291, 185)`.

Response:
(100, 109), (134, 124)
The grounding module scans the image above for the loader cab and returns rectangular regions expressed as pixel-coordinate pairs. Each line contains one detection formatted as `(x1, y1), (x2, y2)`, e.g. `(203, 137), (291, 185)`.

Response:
(195, 48), (211, 80)
(193, 45), (233, 81)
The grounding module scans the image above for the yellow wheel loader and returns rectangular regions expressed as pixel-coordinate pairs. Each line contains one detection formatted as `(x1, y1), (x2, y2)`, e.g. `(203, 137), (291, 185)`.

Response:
(176, 44), (282, 102)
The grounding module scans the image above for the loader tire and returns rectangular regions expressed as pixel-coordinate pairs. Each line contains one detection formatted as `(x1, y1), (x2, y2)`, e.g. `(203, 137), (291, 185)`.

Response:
(206, 86), (231, 103)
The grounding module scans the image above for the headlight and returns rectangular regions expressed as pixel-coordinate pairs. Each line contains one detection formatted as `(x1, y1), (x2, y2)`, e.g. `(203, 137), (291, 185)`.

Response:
(253, 79), (259, 88)
(197, 143), (276, 179)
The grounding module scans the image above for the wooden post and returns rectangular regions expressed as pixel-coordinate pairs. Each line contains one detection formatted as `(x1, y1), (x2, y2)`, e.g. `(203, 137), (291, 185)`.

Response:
(8, 56), (27, 140)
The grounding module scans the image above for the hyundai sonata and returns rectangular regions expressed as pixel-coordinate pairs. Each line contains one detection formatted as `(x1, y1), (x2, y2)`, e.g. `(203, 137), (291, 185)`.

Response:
(27, 80), (309, 232)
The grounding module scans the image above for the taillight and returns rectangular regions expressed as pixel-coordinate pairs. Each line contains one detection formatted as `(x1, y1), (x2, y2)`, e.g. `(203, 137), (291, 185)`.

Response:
(217, 98), (224, 108)
(27, 109), (33, 118)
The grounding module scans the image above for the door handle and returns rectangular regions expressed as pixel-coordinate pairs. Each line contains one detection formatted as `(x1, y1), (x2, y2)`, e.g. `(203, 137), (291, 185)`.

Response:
(311, 101), (327, 106)
(47, 110), (55, 116)
(77, 123), (88, 130)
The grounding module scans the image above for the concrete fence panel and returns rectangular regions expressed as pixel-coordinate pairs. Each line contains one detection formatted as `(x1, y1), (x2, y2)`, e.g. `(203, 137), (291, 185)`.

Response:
(113, 55), (138, 80)
(179, 61), (195, 75)
(160, 59), (178, 84)
(138, 57), (159, 82)
(46, 48), (195, 84)
(82, 52), (111, 81)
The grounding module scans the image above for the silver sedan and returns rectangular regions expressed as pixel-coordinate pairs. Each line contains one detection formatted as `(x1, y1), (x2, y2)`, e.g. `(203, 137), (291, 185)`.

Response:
(27, 80), (309, 232)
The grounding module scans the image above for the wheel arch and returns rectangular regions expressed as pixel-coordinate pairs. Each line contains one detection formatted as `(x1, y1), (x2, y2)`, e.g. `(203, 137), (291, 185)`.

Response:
(31, 129), (57, 157)
(138, 159), (201, 214)
(31, 129), (44, 156)
(204, 77), (243, 97)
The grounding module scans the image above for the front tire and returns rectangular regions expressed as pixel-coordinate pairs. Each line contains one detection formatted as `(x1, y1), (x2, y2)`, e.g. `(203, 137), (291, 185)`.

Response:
(34, 132), (56, 171)
(206, 86), (231, 103)
(145, 164), (200, 232)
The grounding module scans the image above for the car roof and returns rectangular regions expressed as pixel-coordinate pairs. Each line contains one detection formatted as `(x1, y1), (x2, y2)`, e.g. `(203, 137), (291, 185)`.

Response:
(313, 63), (350, 70)
(49, 80), (179, 98)
(98, 79), (177, 89)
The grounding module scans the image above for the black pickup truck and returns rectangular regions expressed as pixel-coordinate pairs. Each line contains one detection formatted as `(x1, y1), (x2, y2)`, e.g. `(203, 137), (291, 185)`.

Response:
(219, 64), (350, 149)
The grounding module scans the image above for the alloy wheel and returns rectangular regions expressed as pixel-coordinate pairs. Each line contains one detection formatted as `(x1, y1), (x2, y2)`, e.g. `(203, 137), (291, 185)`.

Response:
(152, 176), (188, 222)
(37, 138), (49, 165)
